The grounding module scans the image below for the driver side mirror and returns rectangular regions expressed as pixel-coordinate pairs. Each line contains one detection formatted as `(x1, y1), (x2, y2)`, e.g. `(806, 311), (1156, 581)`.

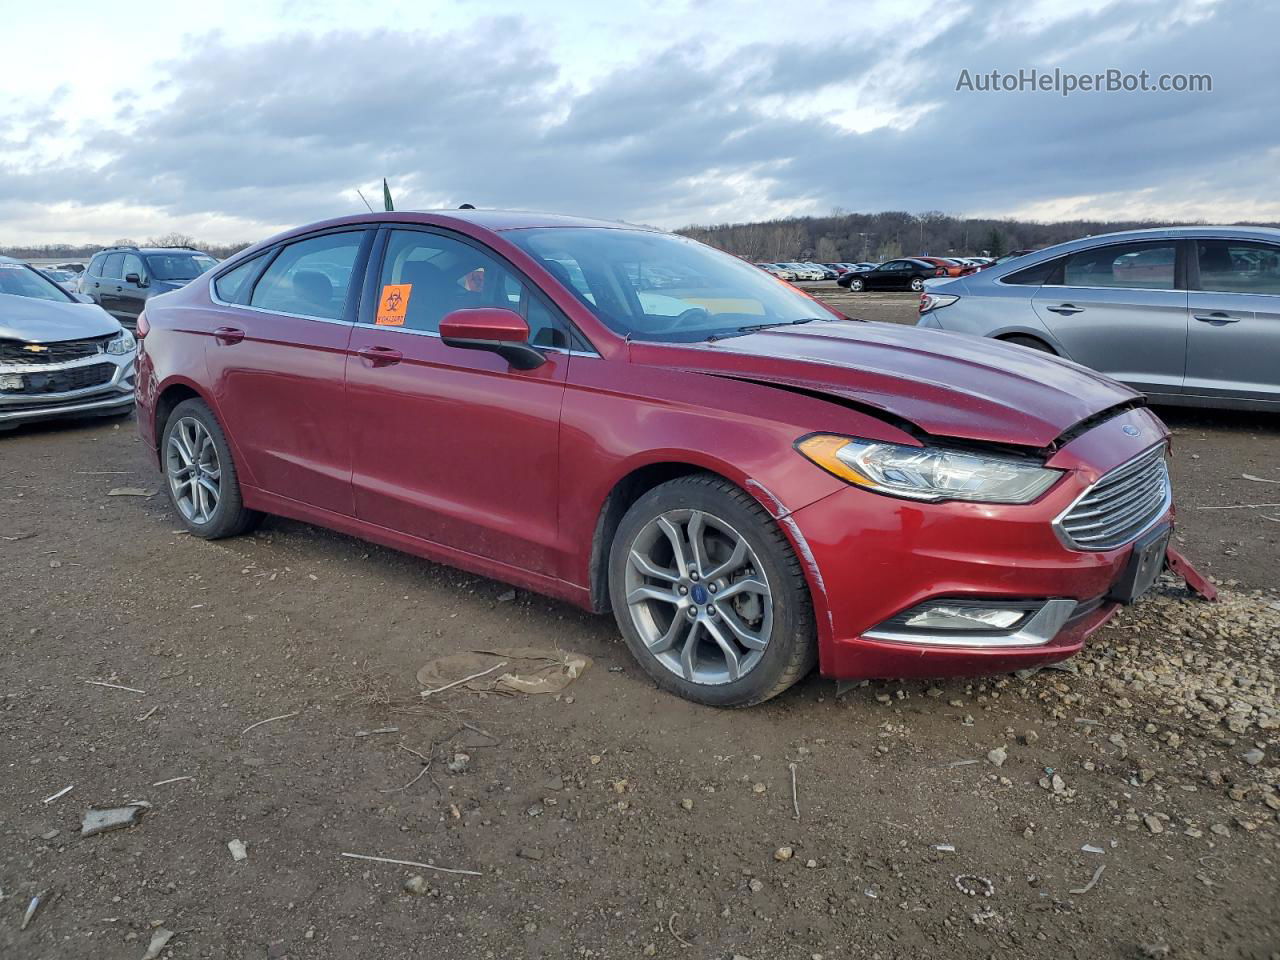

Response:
(440, 308), (546, 370)
(125, 272), (147, 287)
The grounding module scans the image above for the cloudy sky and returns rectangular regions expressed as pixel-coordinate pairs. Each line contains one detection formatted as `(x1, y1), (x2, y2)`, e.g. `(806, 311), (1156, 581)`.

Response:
(1, 0), (1272, 245)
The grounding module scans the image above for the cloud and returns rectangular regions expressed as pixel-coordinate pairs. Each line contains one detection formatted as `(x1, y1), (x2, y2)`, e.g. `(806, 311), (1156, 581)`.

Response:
(1, 0), (1275, 245)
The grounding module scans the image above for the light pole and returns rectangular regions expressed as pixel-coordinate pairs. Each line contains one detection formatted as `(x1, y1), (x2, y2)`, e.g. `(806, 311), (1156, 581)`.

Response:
(859, 233), (870, 260)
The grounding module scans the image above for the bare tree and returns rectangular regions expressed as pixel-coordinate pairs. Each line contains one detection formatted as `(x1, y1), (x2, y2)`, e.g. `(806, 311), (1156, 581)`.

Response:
(146, 232), (197, 248)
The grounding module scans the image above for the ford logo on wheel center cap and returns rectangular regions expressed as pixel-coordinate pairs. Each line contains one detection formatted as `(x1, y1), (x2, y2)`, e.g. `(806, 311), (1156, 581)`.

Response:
(1121, 424), (1140, 436)
(691, 585), (709, 605)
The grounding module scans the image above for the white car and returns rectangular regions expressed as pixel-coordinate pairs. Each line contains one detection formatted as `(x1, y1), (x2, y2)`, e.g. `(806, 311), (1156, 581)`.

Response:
(757, 263), (798, 280)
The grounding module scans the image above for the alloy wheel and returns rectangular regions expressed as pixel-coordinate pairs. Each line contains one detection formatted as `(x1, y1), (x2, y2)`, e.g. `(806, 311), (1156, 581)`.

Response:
(166, 416), (221, 524)
(624, 509), (773, 685)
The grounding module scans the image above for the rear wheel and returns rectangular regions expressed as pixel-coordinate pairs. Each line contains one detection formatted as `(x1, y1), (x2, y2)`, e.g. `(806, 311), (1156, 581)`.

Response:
(909, 277), (925, 292)
(608, 475), (817, 707)
(162, 398), (260, 539)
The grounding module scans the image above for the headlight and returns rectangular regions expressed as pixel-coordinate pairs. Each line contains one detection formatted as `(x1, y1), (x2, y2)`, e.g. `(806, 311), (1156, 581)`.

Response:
(106, 330), (137, 356)
(796, 434), (1062, 504)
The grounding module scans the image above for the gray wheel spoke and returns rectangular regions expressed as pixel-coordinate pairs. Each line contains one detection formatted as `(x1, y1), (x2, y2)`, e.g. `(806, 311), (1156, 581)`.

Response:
(715, 577), (767, 601)
(687, 511), (709, 574)
(655, 515), (691, 578)
(679, 621), (701, 681)
(702, 618), (741, 681)
(629, 551), (678, 582)
(647, 614), (689, 654)
(703, 539), (748, 581)
(716, 605), (769, 651)
(627, 585), (680, 606)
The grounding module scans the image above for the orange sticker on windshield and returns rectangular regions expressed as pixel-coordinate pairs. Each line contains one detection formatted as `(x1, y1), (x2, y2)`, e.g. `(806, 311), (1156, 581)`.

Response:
(376, 284), (411, 326)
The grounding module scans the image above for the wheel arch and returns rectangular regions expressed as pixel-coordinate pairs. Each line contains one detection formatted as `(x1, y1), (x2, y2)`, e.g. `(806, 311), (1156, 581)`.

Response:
(585, 455), (820, 618)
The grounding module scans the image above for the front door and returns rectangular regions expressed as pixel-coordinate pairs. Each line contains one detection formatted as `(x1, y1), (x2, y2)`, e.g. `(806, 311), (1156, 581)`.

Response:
(1185, 238), (1280, 404)
(1032, 239), (1188, 398)
(204, 229), (371, 516)
(345, 227), (571, 575)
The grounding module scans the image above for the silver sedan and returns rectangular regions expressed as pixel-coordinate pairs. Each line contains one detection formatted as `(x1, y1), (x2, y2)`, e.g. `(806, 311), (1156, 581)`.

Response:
(917, 226), (1280, 411)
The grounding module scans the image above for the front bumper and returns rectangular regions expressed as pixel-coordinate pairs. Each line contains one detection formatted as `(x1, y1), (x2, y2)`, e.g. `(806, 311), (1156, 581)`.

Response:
(0, 354), (136, 427)
(786, 407), (1171, 679)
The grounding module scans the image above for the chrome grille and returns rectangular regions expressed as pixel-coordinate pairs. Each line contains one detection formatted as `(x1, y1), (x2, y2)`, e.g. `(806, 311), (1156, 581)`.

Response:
(1057, 444), (1170, 551)
(0, 336), (111, 366)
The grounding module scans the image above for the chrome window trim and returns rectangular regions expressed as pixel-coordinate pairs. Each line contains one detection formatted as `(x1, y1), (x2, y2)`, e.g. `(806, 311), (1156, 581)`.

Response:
(209, 280), (594, 355)
(863, 599), (1077, 648)
(1053, 444), (1172, 552)
(1038, 283), (1183, 295)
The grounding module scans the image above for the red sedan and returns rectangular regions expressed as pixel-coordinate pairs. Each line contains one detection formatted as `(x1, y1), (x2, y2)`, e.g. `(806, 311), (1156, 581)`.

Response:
(135, 211), (1174, 707)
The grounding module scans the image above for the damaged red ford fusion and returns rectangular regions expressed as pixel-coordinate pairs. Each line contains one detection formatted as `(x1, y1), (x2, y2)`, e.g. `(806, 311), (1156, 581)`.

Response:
(134, 210), (1176, 706)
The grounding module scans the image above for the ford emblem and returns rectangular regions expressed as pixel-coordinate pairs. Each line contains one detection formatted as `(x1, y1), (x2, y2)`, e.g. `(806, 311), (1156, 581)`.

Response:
(1121, 424), (1140, 437)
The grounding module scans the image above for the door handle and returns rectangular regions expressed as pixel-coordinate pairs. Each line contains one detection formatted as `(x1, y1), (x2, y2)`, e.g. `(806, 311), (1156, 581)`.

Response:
(1193, 312), (1241, 325)
(1046, 303), (1085, 315)
(357, 345), (403, 367)
(213, 326), (245, 345)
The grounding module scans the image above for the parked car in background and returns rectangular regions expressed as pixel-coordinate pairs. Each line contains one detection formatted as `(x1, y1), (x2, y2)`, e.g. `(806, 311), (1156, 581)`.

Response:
(0, 256), (136, 431)
(917, 226), (1280, 409)
(778, 262), (824, 281)
(801, 262), (838, 280)
(82, 244), (218, 329)
(838, 258), (944, 291)
(38, 268), (81, 292)
(916, 257), (974, 278)
(135, 209), (1172, 706)
(757, 263), (799, 280)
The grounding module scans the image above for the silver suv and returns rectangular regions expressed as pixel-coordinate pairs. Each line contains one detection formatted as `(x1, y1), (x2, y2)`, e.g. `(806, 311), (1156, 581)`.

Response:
(917, 226), (1280, 410)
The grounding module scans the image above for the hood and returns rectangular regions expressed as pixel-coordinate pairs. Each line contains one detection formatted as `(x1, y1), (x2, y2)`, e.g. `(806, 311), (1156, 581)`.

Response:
(633, 320), (1139, 449)
(0, 292), (121, 342)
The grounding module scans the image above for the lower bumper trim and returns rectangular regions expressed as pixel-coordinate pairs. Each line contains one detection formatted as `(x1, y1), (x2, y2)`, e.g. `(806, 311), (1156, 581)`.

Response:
(0, 393), (135, 424)
(861, 598), (1077, 648)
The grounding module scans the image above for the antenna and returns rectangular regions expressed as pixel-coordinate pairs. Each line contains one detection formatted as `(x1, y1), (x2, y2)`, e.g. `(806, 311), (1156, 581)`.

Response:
(356, 189), (374, 213)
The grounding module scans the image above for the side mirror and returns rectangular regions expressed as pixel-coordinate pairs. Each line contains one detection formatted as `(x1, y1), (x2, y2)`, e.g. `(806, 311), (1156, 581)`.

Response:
(439, 308), (546, 370)
(125, 272), (146, 287)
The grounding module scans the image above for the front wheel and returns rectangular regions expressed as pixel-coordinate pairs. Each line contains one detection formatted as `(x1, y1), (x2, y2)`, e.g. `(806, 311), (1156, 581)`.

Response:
(161, 398), (261, 539)
(848, 277), (864, 291)
(608, 475), (817, 707)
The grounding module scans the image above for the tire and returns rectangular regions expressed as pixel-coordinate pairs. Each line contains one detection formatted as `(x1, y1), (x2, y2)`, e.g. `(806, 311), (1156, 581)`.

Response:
(608, 474), (817, 707)
(161, 398), (261, 539)
(909, 277), (925, 292)
(849, 277), (864, 291)
(1001, 334), (1056, 354)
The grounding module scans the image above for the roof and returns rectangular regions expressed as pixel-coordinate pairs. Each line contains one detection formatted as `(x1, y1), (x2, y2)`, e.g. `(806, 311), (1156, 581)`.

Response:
(408, 209), (656, 232)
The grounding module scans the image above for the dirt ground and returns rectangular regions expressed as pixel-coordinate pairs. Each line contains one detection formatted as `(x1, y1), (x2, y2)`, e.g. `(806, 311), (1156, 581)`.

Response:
(2, 291), (1277, 960)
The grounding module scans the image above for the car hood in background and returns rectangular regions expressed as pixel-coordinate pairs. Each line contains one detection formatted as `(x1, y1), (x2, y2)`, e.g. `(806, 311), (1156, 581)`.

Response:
(0, 292), (121, 342)
(634, 320), (1140, 449)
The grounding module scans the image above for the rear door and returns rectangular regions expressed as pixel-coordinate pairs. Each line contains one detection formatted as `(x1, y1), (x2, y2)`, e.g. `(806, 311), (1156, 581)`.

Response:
(1185, 238), (1280, 403)
(345, 226), (572, 575)
(118, 252), (148, 325)
(96, 252), (126, 321)
(1032, 239), (1188, 398)
(204, 229), (372, 515)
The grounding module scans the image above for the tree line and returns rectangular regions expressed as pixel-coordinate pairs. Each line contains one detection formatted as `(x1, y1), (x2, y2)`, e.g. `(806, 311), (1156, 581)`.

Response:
(0, 233), (252, 262)
(676, 210), (1280, 262)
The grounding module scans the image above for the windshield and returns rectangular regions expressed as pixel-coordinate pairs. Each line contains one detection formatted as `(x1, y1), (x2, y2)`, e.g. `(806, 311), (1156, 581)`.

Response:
(0, 262), (74, 302)
(505, 228), (841, 342)
(146, 253), (217, 281)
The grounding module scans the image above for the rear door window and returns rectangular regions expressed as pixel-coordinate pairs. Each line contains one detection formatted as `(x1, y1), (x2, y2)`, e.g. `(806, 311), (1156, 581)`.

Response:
(214, 254), (266, 305)
(1063, 242), (1177, 290)
(250, 232), (364, 320)
(1196, 240), (1280, 295)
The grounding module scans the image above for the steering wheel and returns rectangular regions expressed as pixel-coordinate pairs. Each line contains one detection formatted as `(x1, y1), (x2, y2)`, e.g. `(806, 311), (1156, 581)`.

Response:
(649, 306), (710, 334)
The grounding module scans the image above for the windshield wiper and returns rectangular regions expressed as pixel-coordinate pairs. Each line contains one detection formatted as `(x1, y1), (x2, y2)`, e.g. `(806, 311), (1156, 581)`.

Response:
(706, 317), (826, 342)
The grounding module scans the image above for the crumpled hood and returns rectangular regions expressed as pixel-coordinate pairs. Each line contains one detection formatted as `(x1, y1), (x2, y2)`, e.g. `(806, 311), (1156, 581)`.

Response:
(0, 292), (121, 342)
(633, 320), (1140, 448)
